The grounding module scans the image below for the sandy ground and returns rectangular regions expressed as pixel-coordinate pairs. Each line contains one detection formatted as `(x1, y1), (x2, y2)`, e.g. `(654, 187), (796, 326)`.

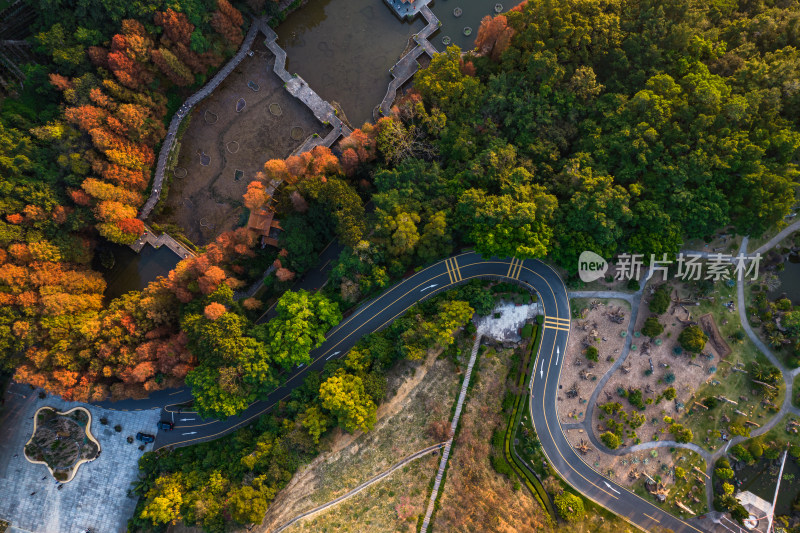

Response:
(154, 38), (329, 245)
(258, 345), (462, 532)
(558, 299), (631, 424)
(583, 282), (722, 444)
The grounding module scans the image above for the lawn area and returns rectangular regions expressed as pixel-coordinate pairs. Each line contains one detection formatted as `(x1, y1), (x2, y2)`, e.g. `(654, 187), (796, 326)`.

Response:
(627, 447), (708, 517)
(794, 379), (800, 409)
(671, 280), (783, 451)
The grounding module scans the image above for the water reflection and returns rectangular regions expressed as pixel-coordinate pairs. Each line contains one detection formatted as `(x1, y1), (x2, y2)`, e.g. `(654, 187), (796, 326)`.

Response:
(430, 0), (500, 51)
(100, 244), (181, 303)
(769, 259), (800, 305)
(276, 0), (424, 125)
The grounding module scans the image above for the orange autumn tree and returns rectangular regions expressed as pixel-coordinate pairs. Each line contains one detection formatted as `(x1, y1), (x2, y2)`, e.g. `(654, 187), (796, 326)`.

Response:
(165, 228), (255, 303)
(211, 0), (245, 47)
(474, 14), (515, 61)
(58, 74), (163, 244)
(49, 10), (245, 246)
(243, 181), (271, 210)
(339, 124), (378, 175)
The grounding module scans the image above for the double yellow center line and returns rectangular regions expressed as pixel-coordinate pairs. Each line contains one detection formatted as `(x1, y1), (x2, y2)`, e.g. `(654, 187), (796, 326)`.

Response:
(544, 316), (570, 332)
(507, 257), (523, 279)
(444, 257), (462, 284)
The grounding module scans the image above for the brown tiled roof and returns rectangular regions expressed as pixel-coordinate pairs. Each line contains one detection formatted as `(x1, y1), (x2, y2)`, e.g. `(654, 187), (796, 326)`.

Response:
(247, 208), (281, 237)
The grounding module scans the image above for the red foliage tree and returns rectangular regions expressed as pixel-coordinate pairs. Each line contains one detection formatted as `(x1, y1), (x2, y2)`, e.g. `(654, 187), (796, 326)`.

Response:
(87, 46), (109, 68)
(211, 0), (244, 47)
(460, 59), (477, 76)
(69, 189), (93, 206)
(285, 152), (312, 180)
(48, 73), (72, 91)
(474, 14), (514, 60)
(64, 105), (108, 131)
(340, 126), (377, 164)
(276, 267), (295, 282)
(309, 145), (341, 176)
(340, 148), (360, 176)
(117, 217), (145, 235)
(198, 265), (226, 295)
(154, 9), (194, 46)
(262, 159), (291, 183)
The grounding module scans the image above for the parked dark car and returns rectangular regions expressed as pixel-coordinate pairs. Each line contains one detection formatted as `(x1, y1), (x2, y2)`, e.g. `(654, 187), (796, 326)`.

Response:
(136, 432), (155, 443)
(157, 420), (174, 431)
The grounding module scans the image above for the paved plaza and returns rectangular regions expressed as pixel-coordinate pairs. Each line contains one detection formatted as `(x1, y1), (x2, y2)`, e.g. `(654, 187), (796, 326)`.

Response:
(0, 383), (161, 533)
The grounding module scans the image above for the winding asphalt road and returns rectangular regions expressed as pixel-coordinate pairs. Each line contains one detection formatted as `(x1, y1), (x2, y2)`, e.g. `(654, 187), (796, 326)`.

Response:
(115, 252), (709, 532)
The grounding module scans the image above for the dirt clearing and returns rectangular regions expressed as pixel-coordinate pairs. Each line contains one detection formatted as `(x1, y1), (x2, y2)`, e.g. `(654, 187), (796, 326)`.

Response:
(154, 38), (329, 245)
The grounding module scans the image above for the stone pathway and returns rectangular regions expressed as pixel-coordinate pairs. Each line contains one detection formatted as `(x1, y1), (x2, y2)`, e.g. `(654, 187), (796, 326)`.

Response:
(420, 332), (481, 533)
(140, 19), (266, 221)
(568, 290), (636, 302)
(377, 5), (440, 119)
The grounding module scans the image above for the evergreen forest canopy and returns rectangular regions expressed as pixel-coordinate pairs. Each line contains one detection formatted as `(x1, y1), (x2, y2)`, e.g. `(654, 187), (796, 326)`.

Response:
(405, 0), (800, 269)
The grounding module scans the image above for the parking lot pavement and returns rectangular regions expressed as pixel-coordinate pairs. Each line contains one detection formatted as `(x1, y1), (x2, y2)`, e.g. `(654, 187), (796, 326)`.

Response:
(0, 383), (161, 533)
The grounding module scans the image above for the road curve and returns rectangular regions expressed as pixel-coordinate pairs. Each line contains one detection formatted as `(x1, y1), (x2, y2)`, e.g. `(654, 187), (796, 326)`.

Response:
(148, 252), (707, 532)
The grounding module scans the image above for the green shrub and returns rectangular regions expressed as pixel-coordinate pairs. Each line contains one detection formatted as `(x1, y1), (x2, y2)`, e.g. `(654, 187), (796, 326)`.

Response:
(649, 285), (671, 314)
(490, 454), (513, 476)
(789, 445), (800, 459)
(642, 316), (664, 337)
(585, 346), (599, 361)
(748, 442), (763, 459)
(521, 323), (533, 339)
(669, 423), (693, 443)
(627, 388), (646, 410)
(554, 492), (585, 522)
(600, 431), (621, 449)
(729, 424), (751, 438)
(663, 387), (677, 400)
(703, 396), (718, 408)
(730, 444), (754, 464)
(764, 447), (781, 460)
(628, 412), (646, 429)
(715, 467), (735, 480)
(679, 325), (708, 353)
(599, 402), (623, 415)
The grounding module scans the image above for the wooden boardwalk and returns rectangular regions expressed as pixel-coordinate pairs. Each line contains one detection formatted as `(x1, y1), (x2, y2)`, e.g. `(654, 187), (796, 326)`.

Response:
(132, 18), (351, 255)
(377, 5), (440, 119)
(130, 224), (196, 259)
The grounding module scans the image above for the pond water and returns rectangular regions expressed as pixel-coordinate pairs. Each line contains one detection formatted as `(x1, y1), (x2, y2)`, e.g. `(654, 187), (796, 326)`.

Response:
(737, 455), (800, 516)
(100, 244), (181, 303)
(429, 0), (503, 52)
(768, 256), (800, 305)
(276, 0), (424, 126)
